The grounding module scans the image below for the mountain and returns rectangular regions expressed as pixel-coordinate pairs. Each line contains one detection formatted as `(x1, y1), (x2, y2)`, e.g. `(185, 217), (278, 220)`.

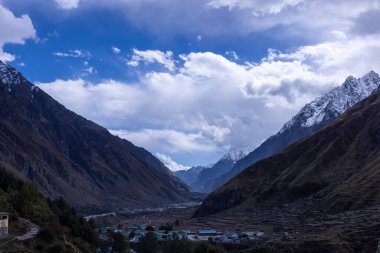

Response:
(174, 166), (207, 187)
(175, 147), (251, 193)
(195, 86), (380, 217)
(207, 71), (380, 191)
(0, 61), (196, 213)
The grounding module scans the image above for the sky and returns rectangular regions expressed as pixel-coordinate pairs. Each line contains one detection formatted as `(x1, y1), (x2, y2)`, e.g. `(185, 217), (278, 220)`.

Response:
(1, 0), (380, 171)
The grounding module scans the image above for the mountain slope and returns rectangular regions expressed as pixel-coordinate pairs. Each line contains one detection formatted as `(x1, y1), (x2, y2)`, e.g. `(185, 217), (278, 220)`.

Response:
(174, 166), (210, 187)
(0, 61), (194, 212)
(195, 87), (380, 217)
(208, 71), (380, 191)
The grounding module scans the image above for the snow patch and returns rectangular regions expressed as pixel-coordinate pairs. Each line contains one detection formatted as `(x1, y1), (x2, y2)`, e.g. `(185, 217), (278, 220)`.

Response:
(222, 146), (253, 162)
(0, 61), (31, 89)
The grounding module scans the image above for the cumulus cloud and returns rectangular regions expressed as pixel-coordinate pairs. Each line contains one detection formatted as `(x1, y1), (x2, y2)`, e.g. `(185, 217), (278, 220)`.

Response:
(55, 0), (80, 10)
(127, 49), (175, 71)
(0, 4), (36, 62)
(155, 153), (191, 172)
(37, 33), (380, 165)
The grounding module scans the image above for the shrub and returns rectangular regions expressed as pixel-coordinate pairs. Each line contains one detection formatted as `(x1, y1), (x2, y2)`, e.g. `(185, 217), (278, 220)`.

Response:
(137, 232), (161, 253)
(37, 228), (55, 242)
(193, 242), (225, 253)
(49, 244), (65, 253)
(162, 238), (192, 253)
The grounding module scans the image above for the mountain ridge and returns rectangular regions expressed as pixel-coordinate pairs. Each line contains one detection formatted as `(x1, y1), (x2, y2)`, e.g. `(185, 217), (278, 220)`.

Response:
(195, 86), (380, 217)
(0, 61), (196, 213)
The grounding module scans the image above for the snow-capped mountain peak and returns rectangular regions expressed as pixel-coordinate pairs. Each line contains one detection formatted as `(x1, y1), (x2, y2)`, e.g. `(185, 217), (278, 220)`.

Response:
(222, 146), (253, 162)
(0, 61), (30, 89)
(279, 71), (380, 133)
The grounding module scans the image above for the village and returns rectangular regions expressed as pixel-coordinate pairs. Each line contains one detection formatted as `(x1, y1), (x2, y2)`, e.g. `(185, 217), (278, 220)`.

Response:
(98, 222), (266, 244)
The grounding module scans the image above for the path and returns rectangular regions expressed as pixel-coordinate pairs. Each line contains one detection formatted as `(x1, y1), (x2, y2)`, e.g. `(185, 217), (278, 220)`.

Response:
(17, 227), (39, 241)
(0, 220), (40, 248)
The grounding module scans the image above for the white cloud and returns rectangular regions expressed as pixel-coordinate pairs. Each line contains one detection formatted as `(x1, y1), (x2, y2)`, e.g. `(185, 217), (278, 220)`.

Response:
(112, 46), (121, 54)
(207, 0), (304, 15)
(51, 0), (380, 42)
(55, 0), (80, 10)
(111, 129), (217, 154)
(0, 50), (15, 62)
(156, 153), (191, 172)
(225, 51), (239, 60)
(0, 4), (36, 62)
(53, 49), (91, 58)
(38, 35), (380, 165)
(127, 49), (175, 71)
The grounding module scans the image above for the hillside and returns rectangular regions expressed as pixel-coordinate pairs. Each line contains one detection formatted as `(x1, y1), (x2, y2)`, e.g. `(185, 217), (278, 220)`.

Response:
(0, 61), (195, 212)
(0, 168), (98, 253)
(196, 87), (380, 217)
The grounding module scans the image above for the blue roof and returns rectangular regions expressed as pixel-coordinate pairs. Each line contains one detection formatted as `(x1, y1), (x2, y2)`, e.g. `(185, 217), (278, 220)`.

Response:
(198, 230), (217, 233)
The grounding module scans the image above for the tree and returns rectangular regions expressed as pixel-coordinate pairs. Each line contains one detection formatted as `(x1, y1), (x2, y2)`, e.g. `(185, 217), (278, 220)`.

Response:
(110, 232), (129, 253)
(137, 232), (161, 253)
(129, 231), (136, 239)
(162, 239), (192, 253)
(193, 242), (225, 253)
(145, 225), (155, 232)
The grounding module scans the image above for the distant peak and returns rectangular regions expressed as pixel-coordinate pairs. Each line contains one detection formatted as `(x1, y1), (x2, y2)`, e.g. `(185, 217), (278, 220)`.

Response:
(344, 75), (357, 83)
(362, 70), (380, 80)
(222, 146), (252, 162)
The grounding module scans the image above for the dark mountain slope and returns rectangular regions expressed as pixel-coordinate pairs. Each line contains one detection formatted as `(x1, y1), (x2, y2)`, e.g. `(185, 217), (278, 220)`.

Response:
(196, 88), (380, 217)
(0, 61), (193, 212)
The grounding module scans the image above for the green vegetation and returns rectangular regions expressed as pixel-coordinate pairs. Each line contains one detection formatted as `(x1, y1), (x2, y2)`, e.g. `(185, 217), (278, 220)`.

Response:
(98, 231), (130, 253)
(0, 168), (51, 222)
(0, 167), (99, 252)
(193, 242), (226, 253)
(48, 197), (98, 244)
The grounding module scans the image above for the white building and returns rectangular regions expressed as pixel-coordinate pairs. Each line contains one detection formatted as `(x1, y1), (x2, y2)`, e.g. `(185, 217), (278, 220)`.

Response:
(0, 212), (8, 238)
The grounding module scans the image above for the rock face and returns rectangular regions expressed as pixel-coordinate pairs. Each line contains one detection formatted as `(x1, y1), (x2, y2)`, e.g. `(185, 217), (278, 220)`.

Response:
(195, 88), (380, 217)
(0, 61), (195, 212)
(208, 71), (380, 191)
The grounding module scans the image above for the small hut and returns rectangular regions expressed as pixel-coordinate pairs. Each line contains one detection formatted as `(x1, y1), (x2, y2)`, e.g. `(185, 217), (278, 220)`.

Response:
(0, 212), (9, 238)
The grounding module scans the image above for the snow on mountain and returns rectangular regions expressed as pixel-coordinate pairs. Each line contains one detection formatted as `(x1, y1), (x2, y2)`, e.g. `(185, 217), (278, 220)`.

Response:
(0, 61), (29, 89)
(221, 146), (253, 162)
(206, 71), (380, 193)
(279, 71), (380, 133)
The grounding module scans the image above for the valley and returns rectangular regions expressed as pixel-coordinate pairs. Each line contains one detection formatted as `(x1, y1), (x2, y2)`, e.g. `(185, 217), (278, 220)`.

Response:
(0, 6), (380, 250)
(92, 202), (380, 252)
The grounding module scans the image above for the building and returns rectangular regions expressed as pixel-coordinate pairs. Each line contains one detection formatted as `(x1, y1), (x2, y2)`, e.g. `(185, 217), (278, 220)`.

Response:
(198, 230), (217, 237)
(0, 212), (8, 238)
(129, 224), (143, 232)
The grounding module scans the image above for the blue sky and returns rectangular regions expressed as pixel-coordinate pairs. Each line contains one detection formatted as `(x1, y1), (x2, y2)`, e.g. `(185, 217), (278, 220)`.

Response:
(1, 0), (380, 170)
